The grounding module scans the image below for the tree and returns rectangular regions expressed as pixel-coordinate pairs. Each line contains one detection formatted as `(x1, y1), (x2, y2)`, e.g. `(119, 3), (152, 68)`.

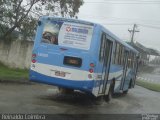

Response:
(0, 0), (84, 40)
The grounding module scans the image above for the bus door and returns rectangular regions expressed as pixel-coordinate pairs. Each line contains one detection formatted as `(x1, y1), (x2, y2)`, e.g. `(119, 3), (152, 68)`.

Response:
(98, 35), (113, 94)
(120, 50), (129, 90)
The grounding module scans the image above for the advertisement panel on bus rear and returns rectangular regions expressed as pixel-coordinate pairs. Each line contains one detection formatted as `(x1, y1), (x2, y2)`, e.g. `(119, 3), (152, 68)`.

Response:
(58, 22), (94, 50)
(41, 20), (94, 50)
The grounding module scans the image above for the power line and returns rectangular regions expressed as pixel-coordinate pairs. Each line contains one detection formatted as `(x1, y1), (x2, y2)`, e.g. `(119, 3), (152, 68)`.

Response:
(138, 24), (160, 29)
(78, 14), (160, 29)
(97, 0), (160, 1)
(79, 14), (160, 24)
(84, 2), (160, 4)
(103, 23), (133, 25)
(104, 23), (160, 29)
(103, 23), (160, 29)
(100, 22), (160, 30)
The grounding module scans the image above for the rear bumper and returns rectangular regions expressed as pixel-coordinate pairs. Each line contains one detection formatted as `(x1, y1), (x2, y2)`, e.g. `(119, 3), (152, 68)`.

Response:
(29, 70), (94, 93)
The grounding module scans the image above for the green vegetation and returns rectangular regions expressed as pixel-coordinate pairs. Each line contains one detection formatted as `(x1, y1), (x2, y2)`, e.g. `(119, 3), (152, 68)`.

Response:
(136, 80), (160, 92)
(0, 0), (83, 40)
(0, 62), (29, 82)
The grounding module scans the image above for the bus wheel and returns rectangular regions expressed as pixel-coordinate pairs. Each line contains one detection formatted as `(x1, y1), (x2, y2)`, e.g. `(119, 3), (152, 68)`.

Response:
(123, 90), (128, 94)
(104, 89), (112, 102)
(94, 96), (104, 105)
(129, 79), (132, 89)
(123, 79), (132, 94)
(104, 81), (114, 102)
(58, 87), (74, 94)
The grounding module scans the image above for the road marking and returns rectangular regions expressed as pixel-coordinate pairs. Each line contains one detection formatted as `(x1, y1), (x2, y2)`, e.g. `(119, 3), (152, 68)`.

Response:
(137, 76), (160, 84)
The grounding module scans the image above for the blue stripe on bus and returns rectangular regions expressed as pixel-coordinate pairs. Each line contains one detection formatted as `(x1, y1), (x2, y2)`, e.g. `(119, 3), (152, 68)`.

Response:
(30, 70), (94, 92)
(30, 70), (122, 92)
(109, 64), (123, 73)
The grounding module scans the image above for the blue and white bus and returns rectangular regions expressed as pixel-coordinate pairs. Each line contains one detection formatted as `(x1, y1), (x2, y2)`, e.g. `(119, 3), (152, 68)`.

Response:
(30, 16), (139, 101)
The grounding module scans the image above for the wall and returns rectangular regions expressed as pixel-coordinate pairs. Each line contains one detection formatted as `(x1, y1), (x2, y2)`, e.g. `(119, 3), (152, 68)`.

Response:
(0, 40), (33, 69)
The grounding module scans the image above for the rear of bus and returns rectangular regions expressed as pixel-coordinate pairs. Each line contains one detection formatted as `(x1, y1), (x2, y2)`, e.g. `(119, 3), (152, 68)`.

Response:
(29, 17), (97, 93)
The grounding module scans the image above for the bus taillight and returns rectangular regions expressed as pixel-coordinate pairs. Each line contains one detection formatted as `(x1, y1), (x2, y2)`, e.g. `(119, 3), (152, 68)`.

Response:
(89, 69), (94, 73)
(32, 59), (37, 63)
(90, 63), (95, 67)
(32, 54), (37, 58)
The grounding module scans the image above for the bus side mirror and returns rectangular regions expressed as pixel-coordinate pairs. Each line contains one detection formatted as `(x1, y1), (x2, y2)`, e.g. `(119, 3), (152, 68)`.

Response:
(38, 21), (42, 26)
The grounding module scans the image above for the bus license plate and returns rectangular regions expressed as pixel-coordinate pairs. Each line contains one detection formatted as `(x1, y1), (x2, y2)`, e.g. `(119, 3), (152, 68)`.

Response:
(55, 71), (66, 77)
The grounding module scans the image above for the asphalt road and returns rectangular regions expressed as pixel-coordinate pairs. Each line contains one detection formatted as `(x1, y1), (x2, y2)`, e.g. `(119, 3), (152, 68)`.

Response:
(0, 82), (160, 114)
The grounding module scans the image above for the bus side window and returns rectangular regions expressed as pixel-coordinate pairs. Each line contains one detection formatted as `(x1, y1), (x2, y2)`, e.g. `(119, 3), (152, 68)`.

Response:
(132, 52), (135, 68)
(99, 33), (106, 62)
(121, 47), (125, 65)
(131, 52), (133, 68)
(127, 52), (130, 68)
(118, 45), (123, 65)
(133, 53), (136, 69)
(128, 51), (132, 68)
(113, 42), (117, 64)
(115, 43), (120, 65)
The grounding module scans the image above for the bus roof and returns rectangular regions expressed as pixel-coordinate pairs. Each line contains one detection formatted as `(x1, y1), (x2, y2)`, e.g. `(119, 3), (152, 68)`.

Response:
(40, 16), (139, 54)
(40, 16), (95, 26)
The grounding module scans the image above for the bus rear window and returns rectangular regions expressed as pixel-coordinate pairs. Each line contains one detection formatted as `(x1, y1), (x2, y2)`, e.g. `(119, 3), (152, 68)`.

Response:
(63, 56), (82, 67)
(41, 20), (94, 50)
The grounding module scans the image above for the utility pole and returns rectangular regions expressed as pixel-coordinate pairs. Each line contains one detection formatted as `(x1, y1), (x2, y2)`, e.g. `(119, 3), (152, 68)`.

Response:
(128, 24), (140, 44)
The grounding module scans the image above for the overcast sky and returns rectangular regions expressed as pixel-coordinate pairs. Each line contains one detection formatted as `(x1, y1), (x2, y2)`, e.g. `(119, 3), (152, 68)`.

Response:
(78, 0), (160, 51)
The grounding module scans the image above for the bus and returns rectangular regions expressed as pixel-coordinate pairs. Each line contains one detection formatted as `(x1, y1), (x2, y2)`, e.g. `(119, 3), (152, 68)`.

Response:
(29, 16), (139, 102)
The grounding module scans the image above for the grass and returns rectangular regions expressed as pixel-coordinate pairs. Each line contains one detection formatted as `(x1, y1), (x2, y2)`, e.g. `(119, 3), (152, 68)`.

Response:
(0, 62), (29, 82)
(136, 80), (160, 92)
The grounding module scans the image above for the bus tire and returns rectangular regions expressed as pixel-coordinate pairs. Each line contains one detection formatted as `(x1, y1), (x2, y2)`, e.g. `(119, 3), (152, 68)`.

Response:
(104, 80), (115, 102)
(58, 87), (74, 94)
(123, 79), (132, 94)
(104, 89), (112, 102)
(123, 90), (128, 94)
(129, 79), (132, 89)
(94, 96), (104, 105)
